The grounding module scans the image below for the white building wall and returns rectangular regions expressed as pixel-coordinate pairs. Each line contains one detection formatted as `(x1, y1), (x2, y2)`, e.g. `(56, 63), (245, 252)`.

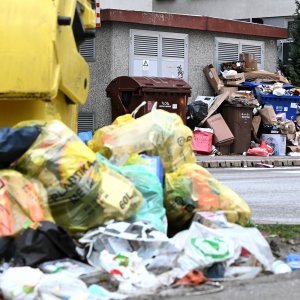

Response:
(153, 0), (296, 20)
(101, 0), (152, 11)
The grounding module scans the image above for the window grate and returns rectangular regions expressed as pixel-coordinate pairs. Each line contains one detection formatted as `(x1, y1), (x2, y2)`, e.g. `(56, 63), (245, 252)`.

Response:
(79, 38), (96, 62)
(162, 37), (185, 58)
(218, 42), (239, 62)
(134, 35), (159, 56)
(78, 112), (95, 132)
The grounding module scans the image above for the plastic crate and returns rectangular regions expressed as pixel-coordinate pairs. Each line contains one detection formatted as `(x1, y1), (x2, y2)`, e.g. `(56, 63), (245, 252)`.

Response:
(241, 81), (294, 97)
(257, 92), (300, 120)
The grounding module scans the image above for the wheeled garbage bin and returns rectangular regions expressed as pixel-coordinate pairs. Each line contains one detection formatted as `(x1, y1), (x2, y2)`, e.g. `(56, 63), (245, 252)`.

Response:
(106, 76), (191, 123)
(221, 104), (253, 154)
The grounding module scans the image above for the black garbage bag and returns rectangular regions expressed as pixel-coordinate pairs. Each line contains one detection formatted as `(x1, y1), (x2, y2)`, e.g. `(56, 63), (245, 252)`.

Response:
(0, 237), (14, 262)
(186, 101), (208, 130)
(260, 123), (280, 135)
(0, 126), (40, 169)
(12, 221), (79, 267)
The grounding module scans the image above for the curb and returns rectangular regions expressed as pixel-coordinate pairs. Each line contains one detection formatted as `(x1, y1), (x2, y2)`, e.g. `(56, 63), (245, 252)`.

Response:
(196, 156), (300, 168)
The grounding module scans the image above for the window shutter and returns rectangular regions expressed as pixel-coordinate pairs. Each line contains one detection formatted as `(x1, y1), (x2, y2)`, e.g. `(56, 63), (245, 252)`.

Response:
(162, 37), (185, 58)
(217, 42), (239, 63)
(215, 38), (264, 71)
(133, 35), (159, 56)
(161, 34), (188, 80)
(79, 38), (96, 62)
(130, 31), (159, 77)
(78, 112), (95, 132)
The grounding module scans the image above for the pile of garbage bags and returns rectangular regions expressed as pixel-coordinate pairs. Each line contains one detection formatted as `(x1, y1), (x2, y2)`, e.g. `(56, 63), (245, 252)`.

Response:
(0, 109), (278, 299)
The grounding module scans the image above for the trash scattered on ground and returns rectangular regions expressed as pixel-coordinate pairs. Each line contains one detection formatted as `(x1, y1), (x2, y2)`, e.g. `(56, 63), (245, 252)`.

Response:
(0, 109), (297, 300)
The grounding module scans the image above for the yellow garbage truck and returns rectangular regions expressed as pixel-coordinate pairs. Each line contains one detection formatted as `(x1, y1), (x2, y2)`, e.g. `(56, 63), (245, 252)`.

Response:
(0, 0), (96, 132)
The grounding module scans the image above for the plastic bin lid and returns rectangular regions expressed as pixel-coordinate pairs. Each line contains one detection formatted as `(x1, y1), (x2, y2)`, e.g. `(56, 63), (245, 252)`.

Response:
(106, 76), (191, 94)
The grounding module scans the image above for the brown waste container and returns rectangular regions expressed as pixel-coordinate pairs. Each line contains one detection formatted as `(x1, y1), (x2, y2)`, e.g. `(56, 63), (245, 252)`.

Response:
(106, 76), (191, 123)
(221, 104), (253, 154)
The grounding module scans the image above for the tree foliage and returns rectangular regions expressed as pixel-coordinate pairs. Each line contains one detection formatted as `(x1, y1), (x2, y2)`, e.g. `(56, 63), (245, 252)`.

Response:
(287, 0), (300, 85)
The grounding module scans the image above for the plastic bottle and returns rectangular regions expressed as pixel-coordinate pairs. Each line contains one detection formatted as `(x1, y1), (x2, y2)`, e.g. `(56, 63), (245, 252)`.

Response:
(272, 260), (292, 274)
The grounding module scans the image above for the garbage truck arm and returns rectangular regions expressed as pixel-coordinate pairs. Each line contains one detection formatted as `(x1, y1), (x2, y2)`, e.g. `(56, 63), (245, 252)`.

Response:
(0, 0), (97, 132)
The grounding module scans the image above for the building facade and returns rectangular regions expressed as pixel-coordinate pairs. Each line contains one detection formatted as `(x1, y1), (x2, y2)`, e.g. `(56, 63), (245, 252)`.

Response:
(153, 0), (297, 65)
(78, 9), (287, 131)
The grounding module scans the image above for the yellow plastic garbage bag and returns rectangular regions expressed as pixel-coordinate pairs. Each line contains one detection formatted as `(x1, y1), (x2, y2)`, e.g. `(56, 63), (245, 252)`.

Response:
(0, 170), (53, 237)
(103, 110), (196, 173)
(164, 163), (251, 229)
(14, 120), (143, 232)
(88, 114), (134, 156)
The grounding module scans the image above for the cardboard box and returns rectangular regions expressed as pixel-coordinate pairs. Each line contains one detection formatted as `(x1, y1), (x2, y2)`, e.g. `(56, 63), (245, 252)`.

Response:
(261, 134), (286, 156)
(223, 73), (245, 86)
(203, 64), (224, 94)
(240, 53), (258, 72)
(259, 105), (277, 125)
(205, 113), (234, 145)
(220, 86), (238, 96)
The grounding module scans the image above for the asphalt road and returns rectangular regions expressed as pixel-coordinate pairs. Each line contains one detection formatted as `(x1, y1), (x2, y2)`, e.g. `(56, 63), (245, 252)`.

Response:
(209, 167), (300, 224)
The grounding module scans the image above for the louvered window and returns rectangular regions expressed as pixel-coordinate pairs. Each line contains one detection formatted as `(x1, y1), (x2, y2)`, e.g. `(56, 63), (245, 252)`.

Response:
(78, 112), (95, 132)
(130, 30), (188, 80)
(215, 37), (264, 72)
(162, 38), (185, 58)
(79, 38), (96, 62)
(134, 35), (158, 56)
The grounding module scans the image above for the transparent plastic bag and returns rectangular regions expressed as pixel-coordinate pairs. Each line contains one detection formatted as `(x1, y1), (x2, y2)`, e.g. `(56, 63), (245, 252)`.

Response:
(102, 110), (196, 173)
(164, 163), (251, 229)
(97, 154), (166, 233)
(0, 170), (53, 237)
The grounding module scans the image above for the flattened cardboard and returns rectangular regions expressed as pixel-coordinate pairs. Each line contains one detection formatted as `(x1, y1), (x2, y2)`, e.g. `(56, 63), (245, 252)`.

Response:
(200, 91), (229, 125)
(203, 64), (224, 94)
(252, 115), (261, 136)
(205, 113), (234, 145)
(244, 70), (289, 83)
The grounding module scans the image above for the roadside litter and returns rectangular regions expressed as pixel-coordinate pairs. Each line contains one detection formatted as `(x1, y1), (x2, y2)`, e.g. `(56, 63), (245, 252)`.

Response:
(196, 55), (300, 157)
(0, 110), (288, 299)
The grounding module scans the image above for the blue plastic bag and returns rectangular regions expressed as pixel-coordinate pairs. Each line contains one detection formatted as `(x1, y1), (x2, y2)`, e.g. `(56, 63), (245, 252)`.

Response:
(78, 131), (93, 144)
(96, 154), (166, 233)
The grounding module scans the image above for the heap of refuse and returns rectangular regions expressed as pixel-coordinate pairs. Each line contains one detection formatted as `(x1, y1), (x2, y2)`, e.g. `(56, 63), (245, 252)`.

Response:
(0, 110), (289, 299)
